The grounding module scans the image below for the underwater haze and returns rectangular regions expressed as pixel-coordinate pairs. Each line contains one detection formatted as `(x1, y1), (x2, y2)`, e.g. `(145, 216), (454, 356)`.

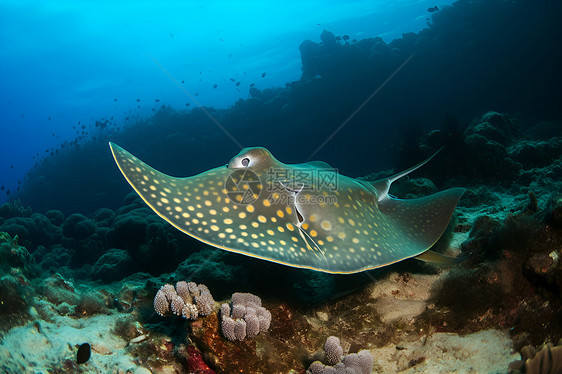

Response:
(0, 0), (453, 203)
(1, 1), (562, 373)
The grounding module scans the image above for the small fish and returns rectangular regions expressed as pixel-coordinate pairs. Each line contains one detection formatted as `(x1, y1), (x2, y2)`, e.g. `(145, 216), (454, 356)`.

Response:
(77, 342), (91, 364)
(261, 72), (266, 78)
(230, 78), (236, 82)
(113, 98), (118, 102)
(235, 82), (241, 87)
(155, 99), (160, 102)
(427, 6), (439, 12)
(213, 83), (218, 89)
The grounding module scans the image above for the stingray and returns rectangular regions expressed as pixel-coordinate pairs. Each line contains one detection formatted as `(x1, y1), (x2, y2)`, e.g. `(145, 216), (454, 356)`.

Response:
(109, 143), (465, 274)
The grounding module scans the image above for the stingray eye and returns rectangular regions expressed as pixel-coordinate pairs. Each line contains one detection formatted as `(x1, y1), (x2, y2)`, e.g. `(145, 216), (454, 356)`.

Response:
(241, 157), (250, 167)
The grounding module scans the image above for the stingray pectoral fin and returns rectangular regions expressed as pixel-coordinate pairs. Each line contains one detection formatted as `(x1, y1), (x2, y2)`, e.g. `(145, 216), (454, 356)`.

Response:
(109, 142), (321, 270)
(379, 187), (465, 250)
(415, 249), (468, 264)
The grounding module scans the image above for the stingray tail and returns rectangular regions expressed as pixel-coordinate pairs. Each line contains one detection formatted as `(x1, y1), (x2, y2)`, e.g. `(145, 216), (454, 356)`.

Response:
(415, 249), (468, 265)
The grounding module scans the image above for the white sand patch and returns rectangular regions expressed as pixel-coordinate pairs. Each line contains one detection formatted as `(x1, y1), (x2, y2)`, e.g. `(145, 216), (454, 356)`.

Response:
(371, 329), (518, 373)
(0, 311), (150, 374)
(450, 230), (470, 252)
(370, 272), (441, 323)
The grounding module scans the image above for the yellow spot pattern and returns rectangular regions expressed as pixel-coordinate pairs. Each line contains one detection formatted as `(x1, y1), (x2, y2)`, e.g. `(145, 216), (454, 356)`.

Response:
(110, 142), (461, 274)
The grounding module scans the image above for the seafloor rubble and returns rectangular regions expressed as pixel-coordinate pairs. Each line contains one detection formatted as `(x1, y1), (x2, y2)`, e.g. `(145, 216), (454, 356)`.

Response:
(1, 111), (562, 373)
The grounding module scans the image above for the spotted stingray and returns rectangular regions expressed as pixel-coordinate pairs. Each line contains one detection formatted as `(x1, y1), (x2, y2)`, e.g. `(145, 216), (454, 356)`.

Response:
(109, 143), (465, 274)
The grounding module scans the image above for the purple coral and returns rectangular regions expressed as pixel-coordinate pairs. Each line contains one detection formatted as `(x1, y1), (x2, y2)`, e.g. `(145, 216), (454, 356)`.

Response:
(221, 315), (236, 341)
(195, 285), (215, 316)
(324, 336), (343, 365)
(170, 295), (186, 316)
(182, 303), (198, 320)
(232, 292), (261, 306)
(306, 337), (373, 374)
(176, 281), (191, 302)
(258, 309), (271, 332)
(245, 314), (260, 338)
(153, 281), (214, 320)
(187, 281), (199, 296)
(357, 350), (373, 374)
(220, 292), (271, 341)
(220, 302), (230, 317)
(231, 304), (246, 319)
(154, 288), (170, 316)
(160, 284), (177, 302)
(233, 319), (246, 341)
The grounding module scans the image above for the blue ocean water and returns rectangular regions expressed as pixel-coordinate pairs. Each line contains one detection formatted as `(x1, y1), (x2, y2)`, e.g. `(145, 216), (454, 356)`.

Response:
(1, 1), (562, 373)
(0, 0), (454, 205)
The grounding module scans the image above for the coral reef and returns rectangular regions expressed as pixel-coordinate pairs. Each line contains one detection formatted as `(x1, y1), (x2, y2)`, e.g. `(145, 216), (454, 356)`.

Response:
(508, 339), (562, 374)
(1, 110), (561, 372)
(219, 292), (271, 341)
(0, 232), (41, 329)
(307, 336), (373, 374)
(153, 281), (215, 320)
(0, 232), (40, 279)
(324, 336), (344, 365)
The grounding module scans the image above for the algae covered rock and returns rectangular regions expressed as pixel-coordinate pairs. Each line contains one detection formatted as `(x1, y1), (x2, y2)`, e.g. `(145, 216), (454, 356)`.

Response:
(62, 213), (96, 240)
(0, 200), (32, 219)
(45, 210), (64, 226)
(0, 232), (39, 329)
(0, 232), (40, 278)
(0, 214), (62, 249)
(91, 248), (135, 283)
